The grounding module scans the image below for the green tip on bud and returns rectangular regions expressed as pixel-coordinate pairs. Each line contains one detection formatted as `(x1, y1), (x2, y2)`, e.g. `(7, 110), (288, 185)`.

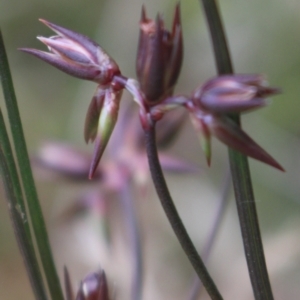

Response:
(88, 89), (122, 179)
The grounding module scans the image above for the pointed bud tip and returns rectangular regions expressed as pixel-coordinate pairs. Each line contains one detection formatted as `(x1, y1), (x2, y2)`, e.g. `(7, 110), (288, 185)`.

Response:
(18, 47), (28, 52)
(269, 160), (285, 172)
(36, 36), (49, 45)
(88, 146), (104, 180)
(88, 152), (102, 179)
(206, 156), (211, 167)
(88, 171), (95, 180)
(173, 3), (181, 27)
(141, 5), (147, 22)
(18, 48), (45, 56)
(39, 18), (51, 27)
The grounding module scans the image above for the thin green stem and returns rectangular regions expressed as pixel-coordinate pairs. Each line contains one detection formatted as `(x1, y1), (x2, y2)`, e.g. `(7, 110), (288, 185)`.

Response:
(0, 30), (64, 300)
(145, 124), (223, 300)
(199, 1), (274, 299)
(0, 110), (48, 300)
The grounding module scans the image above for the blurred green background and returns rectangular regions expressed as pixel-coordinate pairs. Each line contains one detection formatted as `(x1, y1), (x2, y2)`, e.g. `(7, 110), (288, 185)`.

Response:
(0, 0), (300, 299)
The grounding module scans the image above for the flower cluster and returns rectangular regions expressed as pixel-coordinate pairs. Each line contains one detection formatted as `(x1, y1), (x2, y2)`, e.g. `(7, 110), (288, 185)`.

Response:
(20, 19), (124, 178)
(21, 4), (284, 176)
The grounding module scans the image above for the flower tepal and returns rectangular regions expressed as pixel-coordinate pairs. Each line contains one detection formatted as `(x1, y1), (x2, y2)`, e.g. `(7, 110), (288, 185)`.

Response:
(20, 19), (120, 84)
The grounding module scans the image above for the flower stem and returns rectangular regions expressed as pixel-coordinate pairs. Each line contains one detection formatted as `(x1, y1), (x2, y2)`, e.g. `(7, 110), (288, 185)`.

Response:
(144, 124), (223, 300)
(0, 30), (64, 300)
(200, 1), (274, 299)
(0, 110), (47, 300)
(188, 167), (231, 300)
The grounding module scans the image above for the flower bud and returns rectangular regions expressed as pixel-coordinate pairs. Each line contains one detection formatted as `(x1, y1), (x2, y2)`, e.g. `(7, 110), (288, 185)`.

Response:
(136, 4), (183, 103)
(75, 270), (110, 300)
(193, 74), (280, 113)
(20, 19), (120, 85)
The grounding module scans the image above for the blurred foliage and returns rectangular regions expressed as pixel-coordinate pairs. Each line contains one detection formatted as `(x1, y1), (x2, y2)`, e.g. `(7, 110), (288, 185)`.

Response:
(0, 0), (300, 299)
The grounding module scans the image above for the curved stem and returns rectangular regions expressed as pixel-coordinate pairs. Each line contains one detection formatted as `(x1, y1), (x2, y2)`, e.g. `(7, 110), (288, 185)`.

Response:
(200, 1), (274, 299)
(144, 124), (223, 300)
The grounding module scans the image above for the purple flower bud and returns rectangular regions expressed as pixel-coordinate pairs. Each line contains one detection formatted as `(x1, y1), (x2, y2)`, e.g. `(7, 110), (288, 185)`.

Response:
(75, 270), (110, 300)
(193, 74), (280, 113)
(20, 19), (120, 85)
(136, 4), (183, 103)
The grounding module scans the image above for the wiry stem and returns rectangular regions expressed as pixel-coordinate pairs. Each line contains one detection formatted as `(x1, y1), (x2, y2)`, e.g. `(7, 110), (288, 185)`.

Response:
(188, 167), (231, 300)
(200, 0), (274, 299)
(145, 124), (223, 300)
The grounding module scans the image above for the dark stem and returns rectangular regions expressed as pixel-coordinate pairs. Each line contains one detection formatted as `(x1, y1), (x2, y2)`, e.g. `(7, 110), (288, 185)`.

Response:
(188, 167), (231, 300)
(200, 0), (274, 299)
(144, 124), (223, 300)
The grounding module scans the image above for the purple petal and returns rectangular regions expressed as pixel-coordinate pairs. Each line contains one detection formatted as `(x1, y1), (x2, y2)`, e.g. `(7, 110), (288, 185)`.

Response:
(38, 36), (92, 64)
(202, 74), (266, 90)
(210, 116), (285, 171)
(39, 19), (100, 63)
(136, 6), (148, 81)
(19, 48), (101, 81)
(166, 3), (183, 89)
(200, 96), (267, 113)
(141, 14), (165, 102)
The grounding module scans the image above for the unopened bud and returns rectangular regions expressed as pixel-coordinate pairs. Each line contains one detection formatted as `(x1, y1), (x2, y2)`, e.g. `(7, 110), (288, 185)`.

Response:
(76, 270), (110, 300)
(136, 4), (183, 103)
(193, 74), (280, 113)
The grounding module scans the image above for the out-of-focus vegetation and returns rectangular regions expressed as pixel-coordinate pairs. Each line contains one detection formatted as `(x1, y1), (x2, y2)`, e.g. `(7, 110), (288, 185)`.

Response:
(0, 0), (300, 299)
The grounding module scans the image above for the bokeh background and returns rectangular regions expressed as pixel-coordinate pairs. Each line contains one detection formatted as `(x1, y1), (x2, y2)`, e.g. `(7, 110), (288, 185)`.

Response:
(0, 0), (300, 299)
